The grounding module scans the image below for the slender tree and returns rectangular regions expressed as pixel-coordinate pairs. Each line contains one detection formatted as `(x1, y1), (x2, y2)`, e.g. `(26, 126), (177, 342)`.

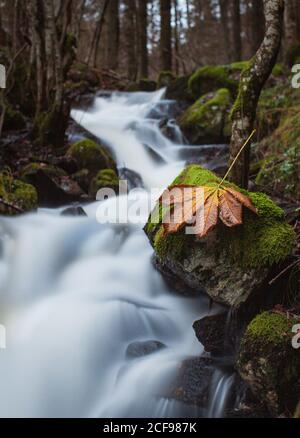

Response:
(137, 0), (149, 79)
(160, 0), (172, 71)
(124, 0), (138, 81)
(229, 0), (284, 188)
(232, 0), (242, 61)
(284, 0), (298, 66)
(105, 0), (119, 70)
(220, 0), (231, 63)
(250, 0), (265, 54)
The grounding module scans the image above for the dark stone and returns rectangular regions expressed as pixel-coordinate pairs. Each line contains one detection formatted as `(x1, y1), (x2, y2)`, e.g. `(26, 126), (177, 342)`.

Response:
(26, 169), (86, 207)
(118, 168), (144, 191)
(126, 340), (166, 359)
(53, 155), (79, 174)
(193, 313), (228, 356)
(168, 357), (214, 408)
(61, 206), (87, 217)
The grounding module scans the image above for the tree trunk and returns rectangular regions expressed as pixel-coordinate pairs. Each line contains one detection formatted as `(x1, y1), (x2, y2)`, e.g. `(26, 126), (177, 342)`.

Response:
(160, 0), (172, 71)
(220, 0), (231, 63)
(284, 0), (298, 66)
(123, 0), (137, 81)
(105, 0), (119, 70)
(251, 0), (265, 54)
(232, 0), (242, 61)
(229, 0), (284, 188)
(137, 0), (149, 79)
(87, 0), (109, 67)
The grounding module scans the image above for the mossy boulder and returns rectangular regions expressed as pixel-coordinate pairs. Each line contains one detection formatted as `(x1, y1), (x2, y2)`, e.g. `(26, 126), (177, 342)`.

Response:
(89, 169), (120, 199)
(0, 172), (38, 215)
(179, 88), (232, 144)
(237, 311), (300, 415)
(157, 71), (175, 89)
(188, 62), (248, 100)
(67, 139), (116, 184)
(144, 165), (296, 310)
(20, 163), (67, 182)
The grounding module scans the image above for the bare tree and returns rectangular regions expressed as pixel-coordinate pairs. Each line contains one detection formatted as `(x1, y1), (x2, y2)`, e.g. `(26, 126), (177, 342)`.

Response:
(160, 0), (172, 71)
(105, 0), (120, 70)
(137, 0), (149, 79)
(229, 0), (284, 188)
(124, 0), (138, 81)
(232, 0), (242, 61)
(284, 0), (298, 66)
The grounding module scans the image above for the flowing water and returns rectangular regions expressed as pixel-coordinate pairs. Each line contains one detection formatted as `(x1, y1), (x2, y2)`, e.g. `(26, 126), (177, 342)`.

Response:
(0, 89), (233, 418)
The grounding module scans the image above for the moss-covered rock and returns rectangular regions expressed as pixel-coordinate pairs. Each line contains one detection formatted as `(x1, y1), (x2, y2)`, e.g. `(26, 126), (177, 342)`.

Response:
(144, 165), (296, 309)
(0, 172), (38, 215)
(179, 88), (232, 144)
(188, 62), (248, 100)
(32, 104), (69, 148)
(157, 71), (175, 89)
(237, 311), (300, 415)
(67, 139), (116, 178)
(20, 163), (67, 182)
(89, 169), (120, 199)
(138, 79), (157, 92)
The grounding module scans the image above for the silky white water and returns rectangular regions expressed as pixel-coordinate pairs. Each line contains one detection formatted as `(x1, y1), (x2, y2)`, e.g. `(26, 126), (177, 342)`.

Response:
(0, 90), (232, 418)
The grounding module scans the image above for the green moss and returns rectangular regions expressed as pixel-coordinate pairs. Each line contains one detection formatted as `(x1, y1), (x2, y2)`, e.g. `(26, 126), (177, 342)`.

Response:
(230, 57), (256, 119)
(245, 311), (298, 347)
(145, 165), (296, 268)
(0, 172), (38, 215)
(188, 63), (246, 100)
(89, 169), (119, 198)
(20, 163), (67, 182)
(67, 139), (116, 175)
(272, 64), (284, 77)
(180, 88), (231, 139)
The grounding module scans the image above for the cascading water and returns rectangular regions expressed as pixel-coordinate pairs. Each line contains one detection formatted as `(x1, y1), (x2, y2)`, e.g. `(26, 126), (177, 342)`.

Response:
(0, 89), (233, 418)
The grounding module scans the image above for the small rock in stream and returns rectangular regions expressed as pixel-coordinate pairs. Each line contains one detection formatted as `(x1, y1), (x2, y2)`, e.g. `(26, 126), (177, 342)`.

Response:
(126, 340), (166, 359)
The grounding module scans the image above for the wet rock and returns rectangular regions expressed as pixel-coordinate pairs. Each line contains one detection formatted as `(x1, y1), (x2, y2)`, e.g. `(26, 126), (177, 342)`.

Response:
(237, 311), (300, 416)
(52, 155), (78, 175)
(23, 169), (85, 207)
(144, 165), (296, 310)
(61, 206), (87, 216)
(193, 313), (228, 356)
(165, 75), (193, 103)
(126, 340), (166, 359)
(157, 71), (175, 89)
(118, 168), (144, 191)
(179, 89), (232, 144)
(168, 357), (214, 408)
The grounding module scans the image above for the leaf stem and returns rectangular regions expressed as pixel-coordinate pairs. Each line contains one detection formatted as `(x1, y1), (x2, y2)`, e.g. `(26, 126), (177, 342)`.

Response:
(219, 129), (256, 187)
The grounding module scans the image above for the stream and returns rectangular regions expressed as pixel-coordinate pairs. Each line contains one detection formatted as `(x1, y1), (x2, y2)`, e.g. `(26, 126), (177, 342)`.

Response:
(0, 89), (234, 418)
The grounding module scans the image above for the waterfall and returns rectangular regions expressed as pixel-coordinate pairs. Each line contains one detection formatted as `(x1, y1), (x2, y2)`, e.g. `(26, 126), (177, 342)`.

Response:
(0, 89), (232, 418)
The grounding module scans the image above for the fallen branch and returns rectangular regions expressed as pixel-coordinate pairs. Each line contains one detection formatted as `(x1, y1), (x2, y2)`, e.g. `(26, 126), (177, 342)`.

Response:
(0, 197), (24, 214)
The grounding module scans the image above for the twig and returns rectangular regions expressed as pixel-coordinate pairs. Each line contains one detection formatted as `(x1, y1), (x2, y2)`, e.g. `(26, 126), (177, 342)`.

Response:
(0, 198), (24, 214)
(269, 259), (300, 285)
